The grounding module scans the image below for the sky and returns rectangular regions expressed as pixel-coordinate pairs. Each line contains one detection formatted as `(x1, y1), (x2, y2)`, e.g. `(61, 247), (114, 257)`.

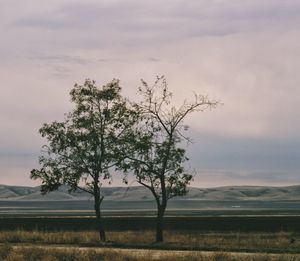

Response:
(0, 0), (300, 187)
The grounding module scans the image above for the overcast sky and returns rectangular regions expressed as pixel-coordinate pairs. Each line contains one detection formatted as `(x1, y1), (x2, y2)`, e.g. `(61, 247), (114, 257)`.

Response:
(1, 0), (300, 187)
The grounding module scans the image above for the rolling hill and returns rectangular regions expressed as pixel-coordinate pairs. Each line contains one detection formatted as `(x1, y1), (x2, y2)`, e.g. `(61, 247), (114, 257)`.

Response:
(0, 184), (300, 201)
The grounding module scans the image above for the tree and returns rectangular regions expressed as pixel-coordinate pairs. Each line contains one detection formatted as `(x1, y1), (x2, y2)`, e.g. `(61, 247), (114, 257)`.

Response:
(31, 79), (133, 242)
(121, 76), (218, 242)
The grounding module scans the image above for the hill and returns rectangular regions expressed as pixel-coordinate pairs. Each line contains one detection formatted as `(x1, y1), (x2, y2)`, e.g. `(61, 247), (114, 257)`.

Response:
(0, 184), (300, 201)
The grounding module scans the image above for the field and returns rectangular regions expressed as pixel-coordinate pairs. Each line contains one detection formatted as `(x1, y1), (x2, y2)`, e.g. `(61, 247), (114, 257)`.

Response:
(1, 228), (300, 260)
(2, 199), (300, 216)
(1, 216), (300, 233)
(1, 245), (299, 261)
(1, 200), (300, 260)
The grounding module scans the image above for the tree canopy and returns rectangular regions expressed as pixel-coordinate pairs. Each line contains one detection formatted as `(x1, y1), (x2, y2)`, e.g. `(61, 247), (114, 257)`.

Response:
(31, 79), (134, 241)
(31, 76), (218, 243)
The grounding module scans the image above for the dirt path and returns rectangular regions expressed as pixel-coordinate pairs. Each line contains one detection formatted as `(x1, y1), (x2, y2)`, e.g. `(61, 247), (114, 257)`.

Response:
(7, 243), (300, 259)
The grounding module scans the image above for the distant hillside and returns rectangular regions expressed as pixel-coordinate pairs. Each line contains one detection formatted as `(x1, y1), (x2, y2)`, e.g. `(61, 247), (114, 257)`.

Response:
(181, 185), (300, 201)
(0, 184), (300, 201)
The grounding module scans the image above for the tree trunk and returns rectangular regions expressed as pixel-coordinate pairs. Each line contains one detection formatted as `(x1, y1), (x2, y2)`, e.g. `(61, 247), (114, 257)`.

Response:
(94, 196), (106, 242)
(156, 205), (165, 242)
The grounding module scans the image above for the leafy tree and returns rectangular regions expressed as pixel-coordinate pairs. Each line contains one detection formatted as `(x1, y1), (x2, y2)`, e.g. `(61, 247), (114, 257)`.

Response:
(121, 76), (218, 242)
(31, 79), (133, 242)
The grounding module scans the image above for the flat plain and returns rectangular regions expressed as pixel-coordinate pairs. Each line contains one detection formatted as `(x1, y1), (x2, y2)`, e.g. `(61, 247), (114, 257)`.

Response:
(1, 186), (300, 260)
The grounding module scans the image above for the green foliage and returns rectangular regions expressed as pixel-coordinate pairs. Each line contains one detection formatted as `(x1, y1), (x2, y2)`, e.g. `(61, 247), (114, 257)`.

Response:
(31, 79), (132, 196)
(30, 78), (136, 241)
(30, 76), (218, 242)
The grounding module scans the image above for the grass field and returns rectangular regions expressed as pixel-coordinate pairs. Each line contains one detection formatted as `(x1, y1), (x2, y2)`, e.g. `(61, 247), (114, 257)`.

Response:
(1, 202), (300, 260)
(1, 199), (300, 217)
(0, 230), (300, 253)
(0, 217), (300, 260)
(0, 245), (300, 261)
(0, 216), (300, 232)
(1, 245), (299, 261)
(0, 230), (300, 260)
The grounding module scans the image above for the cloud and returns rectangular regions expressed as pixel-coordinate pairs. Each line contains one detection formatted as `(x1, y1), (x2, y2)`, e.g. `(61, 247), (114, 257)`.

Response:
(192, 169), (300, 187)
(14, 1), (300, 33)
(187, 131), (300, 172)
(1, 0), (300, 186)
(29, 54), (89, 65)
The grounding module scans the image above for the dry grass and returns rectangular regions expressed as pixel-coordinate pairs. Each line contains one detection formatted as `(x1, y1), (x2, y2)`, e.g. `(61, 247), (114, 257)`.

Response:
(163, 231), (300, 251)
(0, 230), (299, 252)
(0, 245), (299, 261)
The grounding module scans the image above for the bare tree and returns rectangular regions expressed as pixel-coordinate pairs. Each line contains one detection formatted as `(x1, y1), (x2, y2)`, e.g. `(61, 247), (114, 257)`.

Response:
(121, 76), (218, 242)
